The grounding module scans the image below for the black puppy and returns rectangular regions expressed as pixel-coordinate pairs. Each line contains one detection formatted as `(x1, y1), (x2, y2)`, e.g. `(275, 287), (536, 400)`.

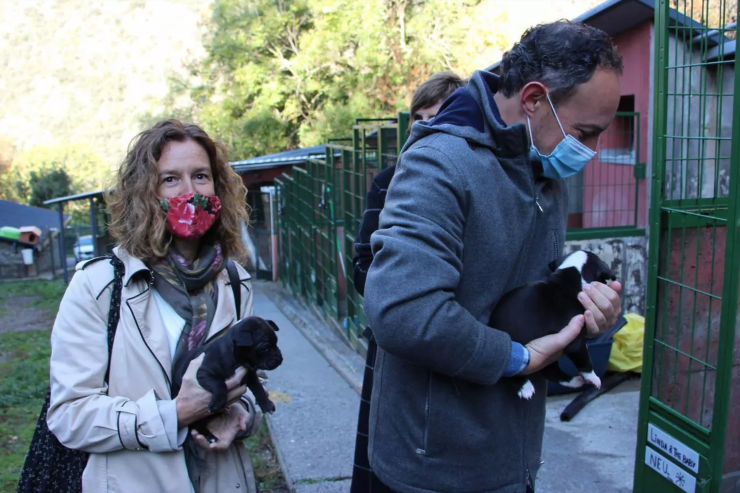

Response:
(488, 250), (616, 400)
(171, 316), (284, 442)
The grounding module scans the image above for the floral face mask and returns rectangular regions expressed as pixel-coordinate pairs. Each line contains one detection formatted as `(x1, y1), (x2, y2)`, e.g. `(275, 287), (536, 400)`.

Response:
(159, 193), (222, 240)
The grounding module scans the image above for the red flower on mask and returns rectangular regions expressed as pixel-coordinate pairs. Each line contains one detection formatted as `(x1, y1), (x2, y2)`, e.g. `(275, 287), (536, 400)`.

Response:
(160, 193), (222, 240)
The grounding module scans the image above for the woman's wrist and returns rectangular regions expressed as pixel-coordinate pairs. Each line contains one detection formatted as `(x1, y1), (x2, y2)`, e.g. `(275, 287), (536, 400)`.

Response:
(175, 396), (199, 427)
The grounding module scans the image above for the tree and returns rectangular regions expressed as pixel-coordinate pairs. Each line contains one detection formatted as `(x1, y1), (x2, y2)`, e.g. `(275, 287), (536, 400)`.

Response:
(158, 0), (607, 160)
(28, 169), (75, 208)
(177, 0), (491, 160)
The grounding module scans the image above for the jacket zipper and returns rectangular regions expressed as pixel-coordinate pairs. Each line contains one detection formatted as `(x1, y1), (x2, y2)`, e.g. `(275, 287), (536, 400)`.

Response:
(418, 372), (432, 455)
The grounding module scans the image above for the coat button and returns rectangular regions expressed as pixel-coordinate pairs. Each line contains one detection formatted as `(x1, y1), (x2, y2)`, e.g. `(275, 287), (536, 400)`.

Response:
(236, 484), (240, 488)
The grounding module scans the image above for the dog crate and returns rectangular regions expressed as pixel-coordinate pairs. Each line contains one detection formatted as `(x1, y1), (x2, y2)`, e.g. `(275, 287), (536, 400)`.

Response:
(633, 1), (739, 492)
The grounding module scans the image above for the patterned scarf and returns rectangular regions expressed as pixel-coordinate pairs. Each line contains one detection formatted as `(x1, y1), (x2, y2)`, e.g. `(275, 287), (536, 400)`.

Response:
(150, 243), (225, 491)
(150, 242), (225, 373)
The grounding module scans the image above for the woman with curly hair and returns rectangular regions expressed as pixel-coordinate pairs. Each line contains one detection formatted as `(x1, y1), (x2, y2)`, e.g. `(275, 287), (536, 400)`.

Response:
(45, 119), (262, 492)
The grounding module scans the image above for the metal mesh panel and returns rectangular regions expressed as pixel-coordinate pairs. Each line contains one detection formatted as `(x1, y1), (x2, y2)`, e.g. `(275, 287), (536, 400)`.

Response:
(635, 1), (738, 491)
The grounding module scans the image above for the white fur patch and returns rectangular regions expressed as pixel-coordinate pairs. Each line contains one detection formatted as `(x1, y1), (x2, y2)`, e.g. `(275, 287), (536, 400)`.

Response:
(557, 251), (589, 286)
(518, 380), (535, 400)
(581, 371), (601, 389)
(559, 376), (586, 388)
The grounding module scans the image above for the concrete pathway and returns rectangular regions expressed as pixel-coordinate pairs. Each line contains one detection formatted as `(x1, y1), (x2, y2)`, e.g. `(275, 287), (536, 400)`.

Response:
(253, 281), (640, 493)
(253, 289), (358, 493)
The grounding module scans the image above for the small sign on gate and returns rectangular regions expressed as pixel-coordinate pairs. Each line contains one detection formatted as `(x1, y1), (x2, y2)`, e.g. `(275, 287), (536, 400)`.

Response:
(647, 423), (699, 473)
(645, 447), (697, 493)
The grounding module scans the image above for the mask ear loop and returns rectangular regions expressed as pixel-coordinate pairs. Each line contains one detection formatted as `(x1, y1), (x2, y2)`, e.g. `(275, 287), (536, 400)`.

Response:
(526, 115), (536, 146)
(544, 92), (567, 138)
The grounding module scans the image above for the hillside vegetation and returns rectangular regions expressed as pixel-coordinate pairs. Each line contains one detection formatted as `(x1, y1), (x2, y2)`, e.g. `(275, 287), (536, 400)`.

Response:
(0, 0), (608, 204)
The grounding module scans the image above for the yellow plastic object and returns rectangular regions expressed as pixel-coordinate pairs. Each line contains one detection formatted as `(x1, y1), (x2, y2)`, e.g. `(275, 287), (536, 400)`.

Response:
(607, 313), (645, 373)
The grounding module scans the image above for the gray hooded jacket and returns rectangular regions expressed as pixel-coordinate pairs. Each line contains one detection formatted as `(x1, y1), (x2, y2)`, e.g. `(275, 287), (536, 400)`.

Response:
(363, 71), (568, 493)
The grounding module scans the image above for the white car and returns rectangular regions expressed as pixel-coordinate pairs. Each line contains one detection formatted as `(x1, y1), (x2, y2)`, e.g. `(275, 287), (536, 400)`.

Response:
(73, 235), (95, 262)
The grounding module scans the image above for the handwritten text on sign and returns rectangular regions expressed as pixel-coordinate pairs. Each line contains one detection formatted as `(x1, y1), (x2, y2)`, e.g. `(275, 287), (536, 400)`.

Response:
(645, 447), (697, 493)
(647, 423), (699, 473)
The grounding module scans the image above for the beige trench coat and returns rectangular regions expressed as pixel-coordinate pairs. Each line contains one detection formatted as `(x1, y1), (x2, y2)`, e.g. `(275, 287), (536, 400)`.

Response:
(47, 248), (263, 493)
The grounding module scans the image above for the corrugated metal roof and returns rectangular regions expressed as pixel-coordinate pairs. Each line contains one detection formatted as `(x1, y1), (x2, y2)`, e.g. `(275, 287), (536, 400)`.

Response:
(230, 145), (338, 174)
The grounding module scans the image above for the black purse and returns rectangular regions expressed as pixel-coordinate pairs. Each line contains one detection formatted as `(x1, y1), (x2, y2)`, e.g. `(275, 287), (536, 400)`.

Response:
(16, 254), (125, 493)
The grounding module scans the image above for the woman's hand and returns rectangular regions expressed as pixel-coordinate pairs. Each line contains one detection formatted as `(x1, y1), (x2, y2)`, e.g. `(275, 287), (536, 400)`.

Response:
(191, 401), (251, 451)
(175, 354), (248, 427)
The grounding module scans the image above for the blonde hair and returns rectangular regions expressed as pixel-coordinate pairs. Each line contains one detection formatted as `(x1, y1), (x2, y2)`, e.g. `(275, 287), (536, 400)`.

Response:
(106, 119), (248, 261)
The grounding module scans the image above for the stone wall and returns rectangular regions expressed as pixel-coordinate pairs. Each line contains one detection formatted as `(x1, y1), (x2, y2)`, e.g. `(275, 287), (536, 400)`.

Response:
(564, 235), (648, 316)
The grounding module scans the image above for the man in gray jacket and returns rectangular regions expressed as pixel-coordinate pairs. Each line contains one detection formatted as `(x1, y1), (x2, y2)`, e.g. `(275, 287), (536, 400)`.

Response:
(363, 21), (624, 493)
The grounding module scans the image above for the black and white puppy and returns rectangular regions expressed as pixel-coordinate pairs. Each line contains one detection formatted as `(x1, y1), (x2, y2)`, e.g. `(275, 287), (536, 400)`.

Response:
(171, 316), (284, 441)
(488, 251), (617, 399)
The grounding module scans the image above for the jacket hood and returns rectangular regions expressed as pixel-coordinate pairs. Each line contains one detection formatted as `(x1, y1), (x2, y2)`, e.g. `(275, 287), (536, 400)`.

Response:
(402, 71), (531, 159)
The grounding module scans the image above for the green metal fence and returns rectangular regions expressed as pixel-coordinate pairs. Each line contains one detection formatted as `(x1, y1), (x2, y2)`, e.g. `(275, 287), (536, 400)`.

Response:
(634, 1), (738, 492)
(275, 102), (648, 350)
(273, 114), (409, 349)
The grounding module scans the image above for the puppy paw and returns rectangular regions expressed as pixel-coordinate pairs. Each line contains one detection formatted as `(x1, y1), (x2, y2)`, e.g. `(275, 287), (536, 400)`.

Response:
(559, 376), (586, 389)
(260, 400), (276, 414)
(517, 380), (535, 400)
(580, 371), (601, 389)
(208, 395), (227, 414)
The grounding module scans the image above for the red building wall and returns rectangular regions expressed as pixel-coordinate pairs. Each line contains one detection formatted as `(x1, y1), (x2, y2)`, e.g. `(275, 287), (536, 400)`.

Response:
(581, 20), (651, 229)
(239, 165), (302, 188)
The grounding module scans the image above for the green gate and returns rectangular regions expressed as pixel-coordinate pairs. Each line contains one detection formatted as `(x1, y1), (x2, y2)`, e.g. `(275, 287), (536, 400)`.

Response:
(634, 1), (738, 492)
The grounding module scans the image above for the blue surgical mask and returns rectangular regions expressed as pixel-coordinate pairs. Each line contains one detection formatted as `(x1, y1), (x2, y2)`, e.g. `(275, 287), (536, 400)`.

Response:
(527, 93), (596, 179)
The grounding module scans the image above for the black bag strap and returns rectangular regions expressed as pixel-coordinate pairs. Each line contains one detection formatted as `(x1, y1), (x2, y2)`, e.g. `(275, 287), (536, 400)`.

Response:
(103, 254), (125, 383)
(225, 259), (241, 320)
(78, 253), (125, 384)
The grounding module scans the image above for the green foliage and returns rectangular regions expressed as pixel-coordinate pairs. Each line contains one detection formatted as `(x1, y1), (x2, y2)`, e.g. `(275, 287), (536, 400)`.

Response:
(29, 169), (74, 208)
(171, 0), (606, 161)
(14, 144), (110, 198)
(178, 0), (497, 160)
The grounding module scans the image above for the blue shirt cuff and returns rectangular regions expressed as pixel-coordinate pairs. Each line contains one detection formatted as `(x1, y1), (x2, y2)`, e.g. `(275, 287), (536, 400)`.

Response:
(503, 342), (530, 377)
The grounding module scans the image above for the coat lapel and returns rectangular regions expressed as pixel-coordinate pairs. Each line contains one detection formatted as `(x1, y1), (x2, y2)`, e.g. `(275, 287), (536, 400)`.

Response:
(206, 272), (236, 343)
(126, 287), (173, 385)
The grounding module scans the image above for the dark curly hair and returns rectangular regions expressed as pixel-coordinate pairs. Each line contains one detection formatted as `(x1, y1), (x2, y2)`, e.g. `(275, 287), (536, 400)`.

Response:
(499, 20), (623, 104)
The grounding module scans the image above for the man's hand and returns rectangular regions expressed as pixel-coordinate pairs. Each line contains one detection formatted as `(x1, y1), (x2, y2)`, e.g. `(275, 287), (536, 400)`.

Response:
(521, 315), (584, 375)
(191, 402), (251, 451)
(578, 281), (622, 338)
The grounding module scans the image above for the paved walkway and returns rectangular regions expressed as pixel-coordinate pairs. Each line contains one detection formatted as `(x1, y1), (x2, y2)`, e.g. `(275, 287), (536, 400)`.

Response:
(253, 281), (640, 493)
(253, 288), (359, 493)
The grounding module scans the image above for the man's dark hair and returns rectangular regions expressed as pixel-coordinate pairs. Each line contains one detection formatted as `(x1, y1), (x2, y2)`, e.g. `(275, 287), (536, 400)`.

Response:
(410, 72), (466, 119)
(499, 20), (623, 104)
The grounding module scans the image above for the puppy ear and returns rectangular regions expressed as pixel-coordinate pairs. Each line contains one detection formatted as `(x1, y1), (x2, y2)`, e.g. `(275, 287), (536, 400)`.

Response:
(234, 331), (254, 347)
(267, 320), (280, 332)
(548, 258), (561, 272)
